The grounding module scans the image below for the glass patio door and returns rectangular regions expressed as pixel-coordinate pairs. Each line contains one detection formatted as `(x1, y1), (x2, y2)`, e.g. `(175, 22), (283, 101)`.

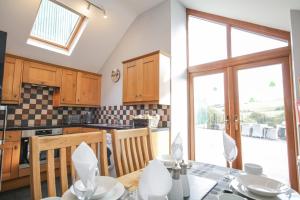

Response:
(191, 70), (229, 166)
(190, 58), (298, 187)
(233, 58), (296, 185)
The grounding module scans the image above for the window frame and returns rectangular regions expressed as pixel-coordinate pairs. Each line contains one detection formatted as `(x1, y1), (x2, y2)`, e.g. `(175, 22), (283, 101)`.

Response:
(29, 0), (86, 50)
(187, 9), (299, 190)
(187, 9), (290, 68)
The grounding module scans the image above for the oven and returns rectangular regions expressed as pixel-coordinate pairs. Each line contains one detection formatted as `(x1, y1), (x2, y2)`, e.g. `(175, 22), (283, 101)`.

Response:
(20, 128), (62, 166)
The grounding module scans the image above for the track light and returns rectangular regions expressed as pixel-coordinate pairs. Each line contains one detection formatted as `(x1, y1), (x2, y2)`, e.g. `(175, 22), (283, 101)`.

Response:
(84, 0), (107, 19)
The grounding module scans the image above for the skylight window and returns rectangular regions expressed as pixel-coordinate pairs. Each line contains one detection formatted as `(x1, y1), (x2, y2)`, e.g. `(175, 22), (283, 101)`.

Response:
(28, 0), (87, 55)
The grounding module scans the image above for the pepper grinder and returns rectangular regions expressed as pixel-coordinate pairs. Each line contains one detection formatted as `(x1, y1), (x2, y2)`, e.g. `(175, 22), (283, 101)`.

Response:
(167, 165), (184, 200)
(180, 161), (190, 197)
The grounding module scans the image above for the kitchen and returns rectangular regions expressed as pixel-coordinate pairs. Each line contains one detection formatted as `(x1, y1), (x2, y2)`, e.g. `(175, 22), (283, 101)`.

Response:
(1, 0), (300, 200)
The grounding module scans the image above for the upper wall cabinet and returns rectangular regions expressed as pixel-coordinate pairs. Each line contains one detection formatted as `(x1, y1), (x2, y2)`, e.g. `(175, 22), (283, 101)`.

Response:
(54, 71), (101, 107)
(23, 61), (62, 87)
(1, 56), (23, 104)
(76, 72), (101, 106)
(3, 54), (101, 107)
(123, 51), (170, 105)
(58, 69), (78, 105)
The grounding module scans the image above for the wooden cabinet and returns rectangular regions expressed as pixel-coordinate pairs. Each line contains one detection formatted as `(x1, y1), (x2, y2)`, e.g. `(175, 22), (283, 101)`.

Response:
(1, 56), (23, 104)
(4, 54), (102, 107)
(76, 72), (101, 106)
(58, 69), (77, 105)
(55, 71), (101, 107)
(1, 131), (21, 181)
(123, 51), (170, 105)
(23, 61), (62, 87)
(123, 60), (139, 102)
(63, 127), (100, 134)
(139, 55), (159, 102)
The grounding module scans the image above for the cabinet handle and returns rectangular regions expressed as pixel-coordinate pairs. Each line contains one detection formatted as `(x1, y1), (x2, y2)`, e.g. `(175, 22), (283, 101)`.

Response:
(77, 98), (80, 102)
(14, 145), (18, 150)
(62, 98), (65, 102)
(13, 94), (17, 98)
(135, 95), (138, 98)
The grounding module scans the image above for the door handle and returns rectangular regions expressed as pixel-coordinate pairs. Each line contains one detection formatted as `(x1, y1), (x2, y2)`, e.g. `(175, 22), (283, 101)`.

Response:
(234, 115), (240, 131)
(225, 115), (230, 131)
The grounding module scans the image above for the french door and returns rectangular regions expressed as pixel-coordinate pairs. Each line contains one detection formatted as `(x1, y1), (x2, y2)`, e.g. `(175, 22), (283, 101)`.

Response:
(189, 57), (299, 189)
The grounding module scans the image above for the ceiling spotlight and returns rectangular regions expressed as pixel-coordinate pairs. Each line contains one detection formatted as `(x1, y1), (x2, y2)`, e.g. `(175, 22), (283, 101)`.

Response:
(84, 0), (107, 18)
(103, 11), (107, 19)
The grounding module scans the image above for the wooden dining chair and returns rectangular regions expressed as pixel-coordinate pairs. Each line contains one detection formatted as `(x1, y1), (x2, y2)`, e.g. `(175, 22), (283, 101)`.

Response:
(30, 131), (109, 200)
(112, 128), (154, 177)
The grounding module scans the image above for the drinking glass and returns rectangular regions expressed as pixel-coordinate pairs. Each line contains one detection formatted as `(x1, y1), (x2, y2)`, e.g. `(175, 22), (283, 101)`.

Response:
(223, 146), (238, 180)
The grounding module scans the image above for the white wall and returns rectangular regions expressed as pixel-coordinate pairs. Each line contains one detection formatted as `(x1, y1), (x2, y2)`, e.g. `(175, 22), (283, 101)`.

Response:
(291, 10), (300, 99)
(99, 0), (171, 105)
(170, 0), (188, 159)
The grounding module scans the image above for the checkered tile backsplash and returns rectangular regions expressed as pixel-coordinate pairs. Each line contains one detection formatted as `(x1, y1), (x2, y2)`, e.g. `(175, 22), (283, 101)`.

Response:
(0, 84), (95, 127)
(0, 84), (171, 128)
(95, 104), (171, 127)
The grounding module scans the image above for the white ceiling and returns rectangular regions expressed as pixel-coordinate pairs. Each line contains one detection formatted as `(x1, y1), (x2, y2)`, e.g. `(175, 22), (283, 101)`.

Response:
(179, 0), (300, 31)
(0, 0), (164, 73)
(1, 0), (299, 73)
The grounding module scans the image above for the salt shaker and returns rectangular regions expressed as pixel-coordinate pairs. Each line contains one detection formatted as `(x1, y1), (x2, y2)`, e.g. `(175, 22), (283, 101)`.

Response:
(167, 165), (183, 200)
(180, 161), (190, 197)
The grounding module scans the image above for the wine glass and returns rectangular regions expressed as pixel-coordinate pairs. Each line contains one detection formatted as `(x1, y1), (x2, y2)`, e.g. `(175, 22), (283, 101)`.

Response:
(223, 145), (238, 180)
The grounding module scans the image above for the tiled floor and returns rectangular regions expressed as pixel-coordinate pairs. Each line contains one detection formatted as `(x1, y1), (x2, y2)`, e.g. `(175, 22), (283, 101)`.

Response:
(0, 186), (31, 200)
(0, 180), (63, 200)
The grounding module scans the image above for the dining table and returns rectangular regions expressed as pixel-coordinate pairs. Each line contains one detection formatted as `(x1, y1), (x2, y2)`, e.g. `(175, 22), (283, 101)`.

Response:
(61, 161), (300, 200)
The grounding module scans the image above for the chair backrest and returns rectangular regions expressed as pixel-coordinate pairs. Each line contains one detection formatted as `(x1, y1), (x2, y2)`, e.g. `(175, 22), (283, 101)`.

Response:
(112, 128), (153, 177)
(30, 131), (109, 200)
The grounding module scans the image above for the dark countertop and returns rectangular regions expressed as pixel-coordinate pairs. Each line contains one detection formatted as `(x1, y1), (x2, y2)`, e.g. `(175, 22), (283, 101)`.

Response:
(2, 123), (170, 132)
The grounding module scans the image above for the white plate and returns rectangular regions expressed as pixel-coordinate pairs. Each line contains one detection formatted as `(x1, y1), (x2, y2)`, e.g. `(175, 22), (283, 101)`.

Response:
(218, 193), (246, 200)
(231, 178), (291, 200)
(99, 182), (125, 200)
(237, 175), (289, 197)
(70, 176), (124, 200)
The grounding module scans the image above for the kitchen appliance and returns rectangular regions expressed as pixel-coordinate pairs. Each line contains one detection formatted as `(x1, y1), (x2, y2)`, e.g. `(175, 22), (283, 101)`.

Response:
(0, 31), (7, 191)
(82, 111), (93, 124)
(20, 129), (63, 167)
(63, 114), (81, 125)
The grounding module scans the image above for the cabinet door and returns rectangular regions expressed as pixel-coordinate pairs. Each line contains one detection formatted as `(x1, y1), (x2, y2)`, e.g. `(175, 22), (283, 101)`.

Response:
(123, 60), (139, 102)
(2, 57), (23, 104)
(60, 69), (77, 104)
(139, 55), (159, 101)
(63, 127), (83, 134)
(23, 61), (62, 87)
(2, 141), (20, 180)
(76, 72), (101, 106)
(1, 131), (21, 181)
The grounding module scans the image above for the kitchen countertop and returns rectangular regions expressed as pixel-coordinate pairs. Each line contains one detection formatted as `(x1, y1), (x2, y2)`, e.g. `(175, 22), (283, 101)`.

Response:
(1, 123), (170, 132)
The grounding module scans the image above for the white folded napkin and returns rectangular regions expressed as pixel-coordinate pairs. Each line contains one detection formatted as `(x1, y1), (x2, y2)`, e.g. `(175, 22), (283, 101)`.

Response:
(222, 132), (238, 161)
(138, 160), (172, 200)
(171, 132), (183, 161)
(72, 142), (98, 187)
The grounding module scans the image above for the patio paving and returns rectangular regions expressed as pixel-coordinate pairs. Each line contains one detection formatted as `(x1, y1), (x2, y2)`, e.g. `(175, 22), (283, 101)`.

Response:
(195, 128), (289, 185)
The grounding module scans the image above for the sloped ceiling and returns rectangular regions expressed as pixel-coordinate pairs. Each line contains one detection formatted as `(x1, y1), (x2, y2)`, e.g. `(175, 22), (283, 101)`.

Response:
(180, 0), (300, 31)
(0, 0), (165, 73)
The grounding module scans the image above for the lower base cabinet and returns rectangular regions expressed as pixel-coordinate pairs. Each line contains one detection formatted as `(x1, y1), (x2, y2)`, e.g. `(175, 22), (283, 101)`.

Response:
(1, 131), (21, 181)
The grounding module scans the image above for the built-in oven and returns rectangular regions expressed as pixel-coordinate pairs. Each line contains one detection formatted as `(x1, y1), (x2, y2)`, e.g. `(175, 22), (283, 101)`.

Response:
(20, 128), (62, 167)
